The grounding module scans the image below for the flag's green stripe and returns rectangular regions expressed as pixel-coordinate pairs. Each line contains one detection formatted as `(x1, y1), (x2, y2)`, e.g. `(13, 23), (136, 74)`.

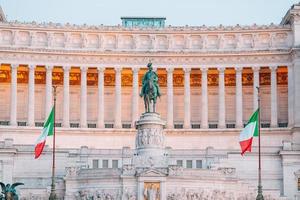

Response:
(246, 108), (259, 137)
(44, 106), (54, 136)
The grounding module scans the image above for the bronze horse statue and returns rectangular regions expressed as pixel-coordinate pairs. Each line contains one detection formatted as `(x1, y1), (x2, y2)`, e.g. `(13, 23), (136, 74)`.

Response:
(0, 182), (24, 200)
(140, 62), (161, 113)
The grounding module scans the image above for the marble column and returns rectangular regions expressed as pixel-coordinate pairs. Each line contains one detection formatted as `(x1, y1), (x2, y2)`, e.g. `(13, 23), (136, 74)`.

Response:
(167, 68), (174, 129)
(270, 66), (278, 127)
(184, 68), (191, 129)
(252, 67), (260, 111)
(218, 67), (226, 128)
(10, 64), (18, 126)
(131, 68), (139, 127)
(114, 67), (122, 128)
(45, 65), (53, 117)
(288, 65), (294, 127)
(80, 66), (87, 128)
(27, 64), (35, 126)
(235, 67), (243, 128)
(201, 68), (208, 129)
(63, 66), (70, 128)
(97, 67), (105, 128)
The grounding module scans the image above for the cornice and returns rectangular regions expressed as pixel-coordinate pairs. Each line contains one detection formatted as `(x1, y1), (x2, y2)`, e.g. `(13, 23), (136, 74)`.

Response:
(0, 21), (291, 33)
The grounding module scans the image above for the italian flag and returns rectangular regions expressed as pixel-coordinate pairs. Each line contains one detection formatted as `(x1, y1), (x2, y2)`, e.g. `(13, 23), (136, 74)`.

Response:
(239, 108), (259, 155)
(34, 106), (54, 159)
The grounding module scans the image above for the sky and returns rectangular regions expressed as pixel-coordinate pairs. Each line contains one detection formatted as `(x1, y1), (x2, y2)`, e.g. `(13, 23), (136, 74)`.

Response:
(0, 0), (299, 26)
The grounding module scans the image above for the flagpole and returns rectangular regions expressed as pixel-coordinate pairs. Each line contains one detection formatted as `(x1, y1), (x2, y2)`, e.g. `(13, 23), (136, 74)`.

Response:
(49, 85), (57, 200)
(256, 86), (264, 200)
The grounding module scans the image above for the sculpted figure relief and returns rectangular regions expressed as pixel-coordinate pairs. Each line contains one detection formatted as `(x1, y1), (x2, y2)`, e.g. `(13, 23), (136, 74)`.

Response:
(140, 62), (161, 113)
(144, 184), (159, 200)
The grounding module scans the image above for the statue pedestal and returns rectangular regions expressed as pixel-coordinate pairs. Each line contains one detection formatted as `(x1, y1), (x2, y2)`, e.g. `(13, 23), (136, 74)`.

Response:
(134, 112), (167, 168)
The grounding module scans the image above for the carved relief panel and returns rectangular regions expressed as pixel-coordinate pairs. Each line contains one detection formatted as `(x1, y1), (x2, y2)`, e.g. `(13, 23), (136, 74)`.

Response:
(68, 33), (82, 48)
(136, 128), (165, 148)
(52, 33), (65, 48)
(119, 35), (134, 49)
(144, 182), (160, 200)
(103, 34), (116, 49)
(223, 34), (236, 49)
(256, 33), (271, 48)
(156, 35), (168, 50)
(34, 32), (47, 47)
(0, 30), (13, 45)
(273, 32), (289, 48)
(137, 35), (151, 49)
(206, 35), (219, 49)
(172, 35), (185, 49)
(17, 31), (30, 46)
(86, 34), (99, 48)
(190, 35), (202, 49)
(241, 34), (253, 48)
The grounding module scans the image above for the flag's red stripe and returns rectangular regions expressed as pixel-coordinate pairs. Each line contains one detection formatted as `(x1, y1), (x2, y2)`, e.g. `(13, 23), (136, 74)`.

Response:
(35, 141), (46, 159)
(239, 137), (253, 155)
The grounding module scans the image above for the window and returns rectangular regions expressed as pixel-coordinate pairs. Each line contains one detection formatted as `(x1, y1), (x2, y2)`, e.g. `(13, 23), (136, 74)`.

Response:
(92, 160), (99, 169)
(186, 160), (193, 168)
(196, 160), (202, 169)
(176, 160), (183, 167)
(102, 160), (108, 168)
(298, 178), (300, 191)
(112, 160), (119, 168)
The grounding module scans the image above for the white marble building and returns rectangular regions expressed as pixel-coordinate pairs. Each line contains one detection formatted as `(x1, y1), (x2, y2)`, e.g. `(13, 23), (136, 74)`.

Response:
(0, 3), (299, 200)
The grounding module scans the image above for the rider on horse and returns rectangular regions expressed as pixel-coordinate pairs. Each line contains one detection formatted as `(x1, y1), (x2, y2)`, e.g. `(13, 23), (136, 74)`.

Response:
(140, 62), (161, 112)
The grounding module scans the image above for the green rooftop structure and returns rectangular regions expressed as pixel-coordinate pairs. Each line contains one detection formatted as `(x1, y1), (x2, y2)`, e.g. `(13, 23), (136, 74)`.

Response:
(121, 17), (166, 28)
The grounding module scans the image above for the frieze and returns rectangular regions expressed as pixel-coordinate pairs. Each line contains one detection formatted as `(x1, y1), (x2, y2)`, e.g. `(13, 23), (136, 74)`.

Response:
(173, 74), (184, 87)
(17, 70), (28, 84)
(0, 68), (289, 86)
(242, 73), (253, 86)
(260, 72), (271, 85)
(158, 74), (167, 87)
(87, 72), (97, 86)
(69, 72), (80, 85)
(225, 73), (235, 86)
(52, 71), (63, 85)
(122, 74), (133, 87)
(190, 74), (201, 87)
(0, 69), (10, 83)
(0, 67), (289, 86)
(277, 72), (288, 85)
(34, 71), (45, 84)
(104, 73), (115, 86)
(207, 74), (218, 86)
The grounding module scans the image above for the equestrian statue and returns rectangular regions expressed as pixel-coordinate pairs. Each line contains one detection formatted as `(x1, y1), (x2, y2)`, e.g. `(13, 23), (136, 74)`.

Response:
(140, 62), (161, 113)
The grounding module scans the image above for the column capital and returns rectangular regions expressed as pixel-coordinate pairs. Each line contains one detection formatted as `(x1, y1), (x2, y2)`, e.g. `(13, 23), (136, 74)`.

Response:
(11, 64), (18, 69)
(63, 66), (71, 72)
(80, 66), (88, 72)
(132, 68), (140, 74)
(200, 68), (208, 73)
(115, 67), (122, 73)
(183, 68), (191, 73)
(28, 64), (35, 70)
(167, 68), (174, 73)
(97, 66), (105, 72)
(218, 67), (225, 74)
(269, 66), (278, 72)
(235, 67), (243, 73)
(252, 66), (260, 72)
(45, 65), (54, 71)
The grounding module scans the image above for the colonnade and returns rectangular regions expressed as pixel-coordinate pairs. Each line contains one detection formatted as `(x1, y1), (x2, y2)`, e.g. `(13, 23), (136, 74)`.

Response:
(8, 65), (283, 129)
